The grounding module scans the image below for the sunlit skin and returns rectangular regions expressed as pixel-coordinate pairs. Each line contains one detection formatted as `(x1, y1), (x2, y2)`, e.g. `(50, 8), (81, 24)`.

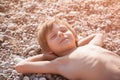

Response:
(46, 23), (77, 56)
(55, 45), (120, 80)
(15, 22), (120, 80)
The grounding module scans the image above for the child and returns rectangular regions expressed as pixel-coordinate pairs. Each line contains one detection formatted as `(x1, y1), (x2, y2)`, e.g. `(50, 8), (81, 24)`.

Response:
(15, 18), (120, 80)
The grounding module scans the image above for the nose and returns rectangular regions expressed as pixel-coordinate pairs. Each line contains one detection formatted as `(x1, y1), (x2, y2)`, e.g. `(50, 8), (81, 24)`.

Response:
(58, 31), (64, 37)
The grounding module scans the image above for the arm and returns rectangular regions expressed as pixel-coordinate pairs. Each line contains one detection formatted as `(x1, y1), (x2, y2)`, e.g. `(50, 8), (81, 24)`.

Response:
(15, 60), (59, 74)
(78, 34), (96, 46)
(24, 54), (45, 62)
(88, 33), (104, 47)
(15, 53), (58, 74)
(24, 52), (58, 62)
(78, 33), (104, 47)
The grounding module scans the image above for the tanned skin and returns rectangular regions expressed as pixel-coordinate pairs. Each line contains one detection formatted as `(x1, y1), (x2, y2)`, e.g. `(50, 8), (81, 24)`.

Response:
(15, 33), (120, 80)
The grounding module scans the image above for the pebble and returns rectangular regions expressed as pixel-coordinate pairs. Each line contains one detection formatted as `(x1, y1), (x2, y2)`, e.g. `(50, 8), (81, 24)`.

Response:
(33, 77), (39, 80)
(39, 77), (47, 80)
(0, 4), (6, 12)
(28, 50), (36, 56)
(23, 76), (30, 80)
(0, 25), (7, 32)
(56, 77), (63, 80)
(7, 23), (17, 30)
(0, 34), (13, 43)
(13, 57), (24, 64)
(23, 44), (38, 55)
(14, 76), (21, 80)
(0, 34), (4, 42)
(12, 70), (18, 74)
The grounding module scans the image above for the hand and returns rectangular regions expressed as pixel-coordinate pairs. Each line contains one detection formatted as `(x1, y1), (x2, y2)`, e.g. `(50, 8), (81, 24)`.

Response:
(43, 52), (58, 60)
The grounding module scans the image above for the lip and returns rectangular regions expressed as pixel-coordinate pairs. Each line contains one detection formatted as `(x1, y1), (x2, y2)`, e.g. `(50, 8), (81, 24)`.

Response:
(59, 38), (68, 44)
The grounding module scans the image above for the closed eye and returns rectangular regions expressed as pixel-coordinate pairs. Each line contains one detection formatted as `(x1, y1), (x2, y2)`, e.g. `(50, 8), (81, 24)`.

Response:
(51, 34), (57, 39)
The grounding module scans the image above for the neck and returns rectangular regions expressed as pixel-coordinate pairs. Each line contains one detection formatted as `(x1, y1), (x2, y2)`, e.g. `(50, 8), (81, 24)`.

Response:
(56, 46), (77, 57)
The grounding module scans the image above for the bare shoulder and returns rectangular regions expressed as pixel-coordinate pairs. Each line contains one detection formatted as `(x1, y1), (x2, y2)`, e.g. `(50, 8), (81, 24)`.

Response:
(70, 44), (117, 58)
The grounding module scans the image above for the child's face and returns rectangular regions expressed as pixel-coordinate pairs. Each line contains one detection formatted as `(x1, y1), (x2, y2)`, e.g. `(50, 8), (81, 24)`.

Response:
(46, 23), (77, 56)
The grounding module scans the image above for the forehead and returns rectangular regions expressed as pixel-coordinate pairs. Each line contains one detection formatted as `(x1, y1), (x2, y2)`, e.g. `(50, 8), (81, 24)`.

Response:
(47, 23), (67, 33)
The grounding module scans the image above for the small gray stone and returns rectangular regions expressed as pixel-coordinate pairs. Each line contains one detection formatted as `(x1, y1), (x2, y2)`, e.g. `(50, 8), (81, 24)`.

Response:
(39, 77), (47, 80)
(14, 76), (20, 80)
(23, 76), (29, 80)
(33, 77), (39, 80)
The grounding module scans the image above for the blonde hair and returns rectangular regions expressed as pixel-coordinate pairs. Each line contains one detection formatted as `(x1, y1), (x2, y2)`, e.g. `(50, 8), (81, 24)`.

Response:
(37, 18), (78, 52)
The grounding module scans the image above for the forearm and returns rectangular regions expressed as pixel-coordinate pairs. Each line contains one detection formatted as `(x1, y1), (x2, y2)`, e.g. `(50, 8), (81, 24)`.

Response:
(24, 52), (58, 62)
(15, 61), (58, 74)
(24, 54), (45, 62)
(78, 34), (96, 46)
(89, 33), (104, 47)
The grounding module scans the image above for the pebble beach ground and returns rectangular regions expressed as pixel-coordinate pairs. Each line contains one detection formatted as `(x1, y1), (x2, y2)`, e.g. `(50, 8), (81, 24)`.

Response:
(0, 0), (120, 80)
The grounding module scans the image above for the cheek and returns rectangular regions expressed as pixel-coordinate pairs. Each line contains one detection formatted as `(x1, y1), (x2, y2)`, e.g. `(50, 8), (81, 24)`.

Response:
(47, 41), (59, 52)
(67, 32), (76, 40)
(47, 39), (58, 49)
(69, 34), (77, 44)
